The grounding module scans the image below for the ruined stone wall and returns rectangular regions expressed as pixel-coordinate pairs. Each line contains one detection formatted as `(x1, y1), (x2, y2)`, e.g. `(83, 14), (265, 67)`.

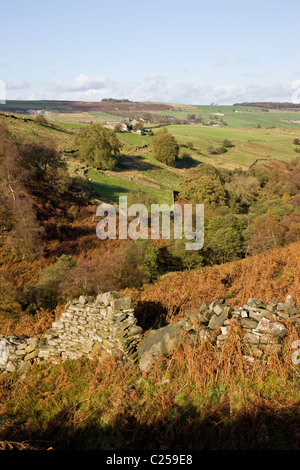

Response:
(0, 293), (299, 375)
(138, 295), (300, 371)
(0, 292), (142, 374)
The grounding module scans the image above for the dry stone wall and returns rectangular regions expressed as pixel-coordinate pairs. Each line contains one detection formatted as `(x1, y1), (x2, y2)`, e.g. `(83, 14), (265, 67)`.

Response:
(0, 292), (299, 375)
(138, 295), (300, 371)
(0, 291), (143, 374)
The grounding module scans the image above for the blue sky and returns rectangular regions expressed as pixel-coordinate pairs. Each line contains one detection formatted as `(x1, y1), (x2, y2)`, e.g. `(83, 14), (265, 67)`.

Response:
(1, 0), (300, 104)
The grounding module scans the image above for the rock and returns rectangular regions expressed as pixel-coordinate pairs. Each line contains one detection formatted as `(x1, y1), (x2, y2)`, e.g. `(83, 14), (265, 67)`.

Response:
(24, 350), (39, 361)
(209, 299), (225, 312)
(277, 303), (290, 311)
(26, 337), (39, 345)
(138, 323), (184, 363)
(241, 318), (259, 329)
(5, 361), (16, 373)
(15, 349), (26, 357)
(208, 309), (228, 330)
(128, 325), (143, 337)
(24, 343), (37, 354)
(1, 294), (299, 374)
(111, 297), (132, 310)
(78, 295), (88, 305)
(98, 291), (121, 306)
(249, 310), (266, 322)
(213, 304), (224, 316)
(17, 360), (31, 373)
(254, 318), (287, 338)
(69, 326), (79, 334)
(184, 310), (206, 328)
(286, 295), (294, 306)
(199, 301), (210, 313)
(139, 354), (155, 373)
(247, 299), (265, 308)
(244, 332), (260, 345)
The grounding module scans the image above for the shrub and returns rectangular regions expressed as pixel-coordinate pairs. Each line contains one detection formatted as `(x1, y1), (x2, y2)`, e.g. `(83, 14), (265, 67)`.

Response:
(35, 114), (48, 125)
(216, 146), (228, 154)
(75, 124), (122, 170)
(22, 255), (76, 312)
(222, 139), (234, 148)
(181, 164), (227, 205)
(152, 128), (179, 166)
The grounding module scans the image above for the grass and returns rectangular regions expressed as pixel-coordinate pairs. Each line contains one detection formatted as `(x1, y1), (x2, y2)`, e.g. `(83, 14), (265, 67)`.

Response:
(153, 103), (300, 129)
(90, 111), (123, 121)
(0, 323), (299, 450)
(0, 112), (77, 151)
(1, 110), (299, 211)
(0, 108), (300, 451)
(165, 125), (298, 169)
(88, 169), (174, 205)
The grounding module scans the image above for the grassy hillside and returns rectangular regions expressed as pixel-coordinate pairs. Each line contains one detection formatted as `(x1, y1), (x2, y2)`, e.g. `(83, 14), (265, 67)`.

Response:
(0, 112), (76, 151)
(0, 110), (299, 451)
(125, 240), (300, 323)
(166, 125), (298, 169)
(0, 241), (299, 450)
(160, 104), (300, 128)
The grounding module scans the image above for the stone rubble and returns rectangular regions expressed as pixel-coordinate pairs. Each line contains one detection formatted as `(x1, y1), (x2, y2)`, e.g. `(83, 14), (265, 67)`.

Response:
(0, 293), (299, 375)
(0, 291), (143, 374)
(137, 295), (300, 371)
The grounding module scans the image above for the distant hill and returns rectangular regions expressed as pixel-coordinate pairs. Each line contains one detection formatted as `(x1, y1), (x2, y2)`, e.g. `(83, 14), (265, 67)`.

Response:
(0, 99), (172, 114)
(234, 102), (300, 110)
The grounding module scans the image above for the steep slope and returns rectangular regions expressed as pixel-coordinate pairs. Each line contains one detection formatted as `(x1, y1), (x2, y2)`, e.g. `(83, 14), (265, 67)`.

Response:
(125, 240), (300, 327)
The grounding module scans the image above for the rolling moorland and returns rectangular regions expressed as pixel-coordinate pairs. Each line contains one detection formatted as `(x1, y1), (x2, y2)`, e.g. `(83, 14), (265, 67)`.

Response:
(0, 100), (300, 450)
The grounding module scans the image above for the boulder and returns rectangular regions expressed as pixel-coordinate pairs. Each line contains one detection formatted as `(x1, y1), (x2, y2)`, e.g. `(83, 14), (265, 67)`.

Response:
(138, 323), (185, 371)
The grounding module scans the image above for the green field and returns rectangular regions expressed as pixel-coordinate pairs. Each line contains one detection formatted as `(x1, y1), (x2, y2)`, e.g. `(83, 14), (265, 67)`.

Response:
(88, 168), (175, 205)
(162, 125), (298, 169)
(85, 124), (299, 203)
(1, 104), (300, 206)
(152, 103), (300, 129)
(90, 111), (123, 122)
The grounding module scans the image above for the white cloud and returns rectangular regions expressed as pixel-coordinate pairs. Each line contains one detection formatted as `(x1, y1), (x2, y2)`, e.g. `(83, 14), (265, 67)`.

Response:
(132, 79), (300, 104)
(5, 80), (31, 90)
(10, 74), (300, 105)
(51, 74), (115, 93)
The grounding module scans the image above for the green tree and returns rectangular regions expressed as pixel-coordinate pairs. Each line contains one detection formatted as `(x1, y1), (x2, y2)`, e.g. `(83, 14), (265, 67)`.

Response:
(222, 139), (234, 148)
(152, 128), (179, 166)
(36, 255), (76, 310)
(20, 137), (62, 182)
(205, 214), (246, 264)
(225, 174), (261, 211)
(134, 121), (144, 131)
(126, 239), (159, 283)
(141, 241), (159, 282)
(76, 124), (122, 170)
(181, 164), (227, 205)
(168, 237), (204, 270)
(35, 114), (48, 125)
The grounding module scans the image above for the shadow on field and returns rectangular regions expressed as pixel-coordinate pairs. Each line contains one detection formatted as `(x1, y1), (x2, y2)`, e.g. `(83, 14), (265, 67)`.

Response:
(91, 181), (130, 203)
(120, 154), (160, 172)
(16, 399), (299, 450)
